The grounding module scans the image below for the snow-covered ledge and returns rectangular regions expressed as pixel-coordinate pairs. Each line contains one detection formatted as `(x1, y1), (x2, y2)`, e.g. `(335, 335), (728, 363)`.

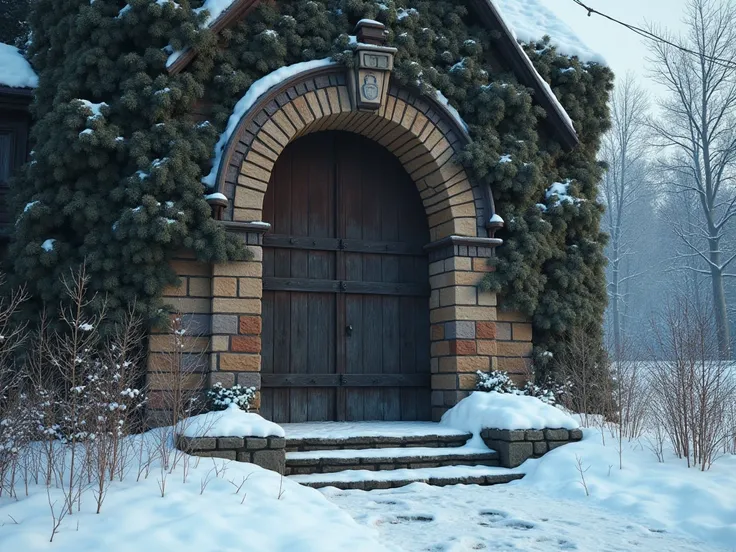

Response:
(176, 405), (287, 474)
(440, 392), (582, 468)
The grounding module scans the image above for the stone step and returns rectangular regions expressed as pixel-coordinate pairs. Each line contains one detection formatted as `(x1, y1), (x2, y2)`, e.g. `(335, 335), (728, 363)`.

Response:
(282, 422), (472, 452)
(289, 464), (525, 491)
(286, 446), (499, 475)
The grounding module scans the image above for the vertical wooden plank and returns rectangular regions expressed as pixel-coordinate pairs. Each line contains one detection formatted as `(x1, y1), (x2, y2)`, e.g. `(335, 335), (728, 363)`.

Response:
(399, 295), (418, 421)
(344, 296), (364, 421)
(260, 289), (275, 421)
(272, 291), (291, 423)
(288, 138), (312, 422)
(306, 133), (337, 421)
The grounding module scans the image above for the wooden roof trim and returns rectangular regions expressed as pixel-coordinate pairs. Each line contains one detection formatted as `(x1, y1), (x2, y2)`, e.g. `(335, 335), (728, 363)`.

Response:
(0, 86), (33, 111)
(167, 0), (262, 75)
(169, 0), (579, 149)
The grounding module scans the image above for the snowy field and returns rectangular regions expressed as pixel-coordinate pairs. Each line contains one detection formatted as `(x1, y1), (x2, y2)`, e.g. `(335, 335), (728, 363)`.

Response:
(0, 403), (733, 551)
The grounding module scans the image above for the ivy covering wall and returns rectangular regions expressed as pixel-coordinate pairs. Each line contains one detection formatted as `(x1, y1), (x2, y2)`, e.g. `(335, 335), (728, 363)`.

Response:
(10, 0), (612, 380)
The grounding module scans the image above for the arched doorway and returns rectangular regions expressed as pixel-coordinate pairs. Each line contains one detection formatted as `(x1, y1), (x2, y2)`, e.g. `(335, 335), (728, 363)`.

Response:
(260, 131), (431, 423)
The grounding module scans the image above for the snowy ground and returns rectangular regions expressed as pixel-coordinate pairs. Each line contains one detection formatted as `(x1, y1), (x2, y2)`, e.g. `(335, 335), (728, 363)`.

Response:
(0, 433), (388, 552)
(1, 406), (733, 551)
(324, 483), (716, 552)
(322, 428), (736, 551)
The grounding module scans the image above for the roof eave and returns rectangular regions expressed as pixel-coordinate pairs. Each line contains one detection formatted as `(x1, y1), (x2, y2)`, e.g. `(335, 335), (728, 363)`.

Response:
(0, 85), (33, 110)
(472, 0), (579, 150)
(167, 0), (580, 150)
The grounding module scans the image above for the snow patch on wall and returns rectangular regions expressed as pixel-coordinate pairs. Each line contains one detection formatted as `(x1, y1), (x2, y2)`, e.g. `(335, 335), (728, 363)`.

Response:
(0, 42), (38, 88)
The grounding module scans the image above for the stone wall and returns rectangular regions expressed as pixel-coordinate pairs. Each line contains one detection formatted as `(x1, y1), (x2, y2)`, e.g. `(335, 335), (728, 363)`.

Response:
(481, 428), (583, 468)
(177, 434), (286, 475)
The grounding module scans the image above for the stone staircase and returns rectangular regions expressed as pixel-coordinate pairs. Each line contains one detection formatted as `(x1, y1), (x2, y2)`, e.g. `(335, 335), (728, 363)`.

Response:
(282, 422), (525, 491)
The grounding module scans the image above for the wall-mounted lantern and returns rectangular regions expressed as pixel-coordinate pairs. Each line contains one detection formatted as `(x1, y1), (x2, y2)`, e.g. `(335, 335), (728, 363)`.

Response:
(350, 20), (397, 111)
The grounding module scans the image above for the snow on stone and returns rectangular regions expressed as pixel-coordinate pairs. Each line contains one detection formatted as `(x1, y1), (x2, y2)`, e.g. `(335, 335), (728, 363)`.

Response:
(291, 464), (520, 485)
(0, 42), (38, 88)
(282, 421), (468, 441)
(490, 0), (604, 64)
(202, 57), (335, 188)
(489, 213), (504, 224)
(440, 391), (579, 444)
(204, 192), (228, 201)
(40, 239), (56, 252)
(287, 444), (493, 462)
(179, 403), (285, 438)
(434, 89), (469, 133)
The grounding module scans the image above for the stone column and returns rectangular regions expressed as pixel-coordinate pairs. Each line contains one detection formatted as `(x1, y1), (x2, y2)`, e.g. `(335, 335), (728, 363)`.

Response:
(426, 237), (501, 421)
(209, 222), (269, 412)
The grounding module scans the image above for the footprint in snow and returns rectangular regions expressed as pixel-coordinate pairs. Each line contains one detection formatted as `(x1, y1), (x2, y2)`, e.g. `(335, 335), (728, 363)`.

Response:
(478, 509), (508, 520)
(503, 519), (536, 530)
(395, 514), (435, 523)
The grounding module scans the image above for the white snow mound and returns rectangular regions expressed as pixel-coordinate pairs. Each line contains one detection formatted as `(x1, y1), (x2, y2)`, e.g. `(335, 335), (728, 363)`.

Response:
(179, 403), (285, 438)
(0, 42), (38, 88)
(441, 391), (579, 438)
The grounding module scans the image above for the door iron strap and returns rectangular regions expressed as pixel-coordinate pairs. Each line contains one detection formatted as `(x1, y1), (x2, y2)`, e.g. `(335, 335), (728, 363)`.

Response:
(261, 374), (431, 388)
(263, 277), (430, 297)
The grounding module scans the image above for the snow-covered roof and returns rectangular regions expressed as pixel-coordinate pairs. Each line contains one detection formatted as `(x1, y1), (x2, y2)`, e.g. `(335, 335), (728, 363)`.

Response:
(0, 43), (38, 89)
(491, 0), (605, 64)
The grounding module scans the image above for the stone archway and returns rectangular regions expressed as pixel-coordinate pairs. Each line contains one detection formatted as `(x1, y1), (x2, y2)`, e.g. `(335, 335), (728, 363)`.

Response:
(214, 66), (489, 242)
(149, 58), (538, 426)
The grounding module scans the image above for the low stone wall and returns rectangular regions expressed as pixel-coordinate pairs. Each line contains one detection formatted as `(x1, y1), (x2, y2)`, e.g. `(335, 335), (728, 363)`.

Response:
(176, 435), (286, 475)
(481, 428), (583, 468)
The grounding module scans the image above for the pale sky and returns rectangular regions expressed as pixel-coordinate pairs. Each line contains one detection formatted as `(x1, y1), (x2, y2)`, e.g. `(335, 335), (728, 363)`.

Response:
(540, 0), (689, 98)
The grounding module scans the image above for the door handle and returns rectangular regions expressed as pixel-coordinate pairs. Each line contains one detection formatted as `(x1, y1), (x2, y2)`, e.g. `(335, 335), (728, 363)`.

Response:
(346, 325), (353, 337)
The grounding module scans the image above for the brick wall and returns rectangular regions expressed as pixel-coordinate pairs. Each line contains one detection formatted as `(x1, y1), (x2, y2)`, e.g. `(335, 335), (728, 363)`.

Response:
(147, 251), (213, 427)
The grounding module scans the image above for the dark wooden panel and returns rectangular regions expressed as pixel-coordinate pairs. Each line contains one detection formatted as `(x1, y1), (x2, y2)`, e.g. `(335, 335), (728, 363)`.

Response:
(262, 131), (432, 422)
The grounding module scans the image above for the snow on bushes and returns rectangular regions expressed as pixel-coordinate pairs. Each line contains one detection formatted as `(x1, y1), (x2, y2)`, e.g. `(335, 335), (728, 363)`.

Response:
(476, 370), (567, 405)
(440, 391), (579, 442)
(179, 403), (284, 438)
(206, 382), (257, 412)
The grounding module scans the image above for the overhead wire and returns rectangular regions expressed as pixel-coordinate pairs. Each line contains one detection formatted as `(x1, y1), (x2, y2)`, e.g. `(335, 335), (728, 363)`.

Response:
(570, 0), (736, 70)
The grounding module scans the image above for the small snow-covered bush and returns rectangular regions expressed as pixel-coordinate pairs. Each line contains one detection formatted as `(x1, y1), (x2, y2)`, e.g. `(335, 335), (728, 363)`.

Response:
(206, 383), (257, 412)
(476, 370), (566, 406)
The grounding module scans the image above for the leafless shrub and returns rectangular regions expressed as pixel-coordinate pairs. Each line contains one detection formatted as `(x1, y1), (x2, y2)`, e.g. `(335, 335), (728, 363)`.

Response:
(574, 455), (590, 497)
(649, 297), (736, 470)
(557, 326), (613, 431)
(145, 314), (210, 495)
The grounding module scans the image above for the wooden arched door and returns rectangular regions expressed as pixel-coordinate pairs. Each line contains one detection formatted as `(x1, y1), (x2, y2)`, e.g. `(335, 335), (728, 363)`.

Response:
(260, 131), (431, 423)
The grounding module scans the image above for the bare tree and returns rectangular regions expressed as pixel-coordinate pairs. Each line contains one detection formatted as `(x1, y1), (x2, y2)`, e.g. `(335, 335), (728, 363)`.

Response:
(647, 0), (736, 359)
(601, 73), (651, 356)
